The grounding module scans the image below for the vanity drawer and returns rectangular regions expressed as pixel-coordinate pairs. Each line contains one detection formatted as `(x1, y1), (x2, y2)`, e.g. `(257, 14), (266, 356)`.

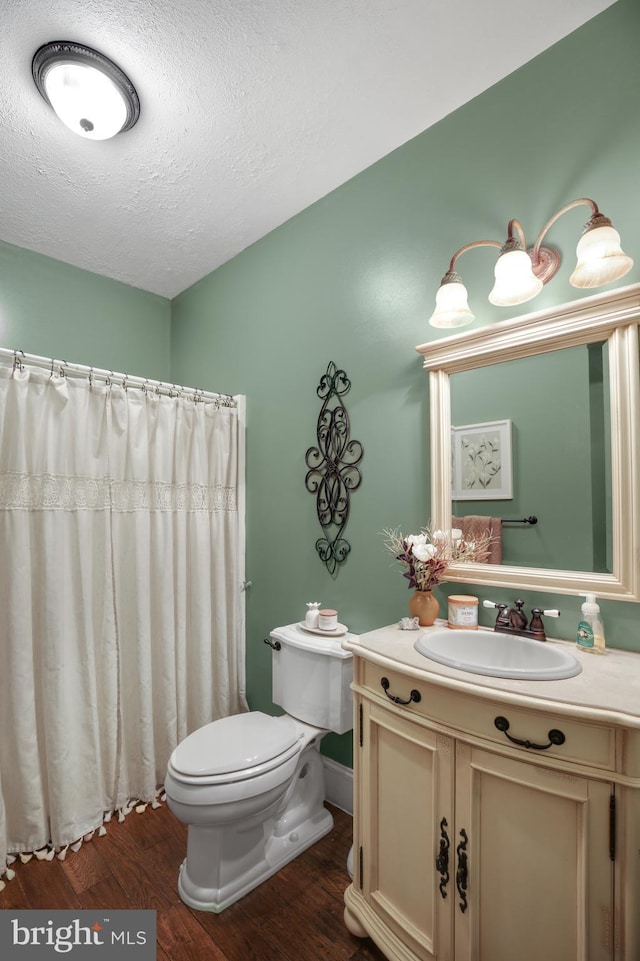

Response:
(459, 699), (615, 771)
(359, 662), (616, 772)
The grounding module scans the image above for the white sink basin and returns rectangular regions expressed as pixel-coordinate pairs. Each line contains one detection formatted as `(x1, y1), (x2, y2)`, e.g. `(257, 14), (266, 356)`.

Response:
(414, 629), (582, 680)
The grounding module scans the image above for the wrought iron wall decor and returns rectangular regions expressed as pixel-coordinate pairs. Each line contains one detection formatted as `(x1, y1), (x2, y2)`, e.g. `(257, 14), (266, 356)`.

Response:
(305, 362), (363, 574)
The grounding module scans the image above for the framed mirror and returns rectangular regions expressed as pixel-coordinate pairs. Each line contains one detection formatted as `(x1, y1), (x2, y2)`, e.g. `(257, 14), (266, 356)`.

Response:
(415, 283), (640, 600)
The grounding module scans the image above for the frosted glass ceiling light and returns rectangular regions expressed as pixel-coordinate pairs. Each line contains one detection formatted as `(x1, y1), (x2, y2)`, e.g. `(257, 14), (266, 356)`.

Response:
(32, 42), (140, 140)
(429, 199), (633, 330)
(569, 214), (634, 289)
(489, 243), (543, 307)
(428, 273), (475, 328)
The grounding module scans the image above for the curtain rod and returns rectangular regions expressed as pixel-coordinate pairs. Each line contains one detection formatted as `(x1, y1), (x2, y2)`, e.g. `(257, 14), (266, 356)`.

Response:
(0, 348), (237, 407)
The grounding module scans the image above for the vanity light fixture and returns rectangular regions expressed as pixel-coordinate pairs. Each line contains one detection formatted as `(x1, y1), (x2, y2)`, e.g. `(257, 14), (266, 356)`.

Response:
(428, 198), (633, 328)
(32, 41), (140, 141)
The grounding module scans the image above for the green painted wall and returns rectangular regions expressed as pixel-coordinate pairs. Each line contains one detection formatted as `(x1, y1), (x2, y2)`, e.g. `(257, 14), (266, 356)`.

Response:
(171, 0), (640, 766)
(0, 240), (171, 379)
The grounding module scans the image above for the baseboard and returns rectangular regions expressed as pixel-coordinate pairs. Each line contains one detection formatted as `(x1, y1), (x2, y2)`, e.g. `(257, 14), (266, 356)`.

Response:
(322, 757), (353, 816)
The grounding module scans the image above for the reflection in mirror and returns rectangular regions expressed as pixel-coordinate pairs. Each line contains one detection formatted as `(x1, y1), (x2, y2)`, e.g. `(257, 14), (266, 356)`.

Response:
(415, 283), (640, 601)
(449, 342), (611, 573)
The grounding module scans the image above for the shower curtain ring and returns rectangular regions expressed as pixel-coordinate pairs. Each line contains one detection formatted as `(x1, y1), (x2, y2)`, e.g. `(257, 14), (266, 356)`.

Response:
(13, 350), (25, 372)
(88, 367), (94, 388)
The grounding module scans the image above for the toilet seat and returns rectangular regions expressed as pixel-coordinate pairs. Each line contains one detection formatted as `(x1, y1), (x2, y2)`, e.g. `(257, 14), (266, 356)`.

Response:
(168, 711), (303, 786)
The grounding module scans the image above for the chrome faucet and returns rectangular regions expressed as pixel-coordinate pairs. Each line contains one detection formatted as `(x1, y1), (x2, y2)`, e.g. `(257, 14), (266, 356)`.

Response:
(483, 599), (560, 642)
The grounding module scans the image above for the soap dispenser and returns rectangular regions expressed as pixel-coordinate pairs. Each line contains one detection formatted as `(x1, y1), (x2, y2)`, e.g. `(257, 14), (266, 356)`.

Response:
(576, 594), (606, 654)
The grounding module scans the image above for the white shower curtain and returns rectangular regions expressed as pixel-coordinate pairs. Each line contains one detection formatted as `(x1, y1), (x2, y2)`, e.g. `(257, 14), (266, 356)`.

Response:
(0, 362), (247, 875)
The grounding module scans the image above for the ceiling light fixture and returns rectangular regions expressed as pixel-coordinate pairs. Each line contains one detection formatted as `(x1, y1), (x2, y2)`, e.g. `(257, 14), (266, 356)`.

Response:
(32, 41), (140, 141)
(428, 198), (633, 328)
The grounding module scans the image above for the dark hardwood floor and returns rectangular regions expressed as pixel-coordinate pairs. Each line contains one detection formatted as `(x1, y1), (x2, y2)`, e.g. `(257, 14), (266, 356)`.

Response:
(0, 802), (385, 961)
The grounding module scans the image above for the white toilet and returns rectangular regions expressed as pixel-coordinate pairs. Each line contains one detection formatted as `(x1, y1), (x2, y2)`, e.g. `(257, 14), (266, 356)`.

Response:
(164, 622), (353, 913)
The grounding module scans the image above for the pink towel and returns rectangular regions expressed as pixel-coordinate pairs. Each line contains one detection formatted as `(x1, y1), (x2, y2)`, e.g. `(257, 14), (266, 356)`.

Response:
(452, 515), (503, 565)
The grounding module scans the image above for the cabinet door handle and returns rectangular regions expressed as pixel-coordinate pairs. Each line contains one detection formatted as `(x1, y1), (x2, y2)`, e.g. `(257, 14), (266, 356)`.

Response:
(456, 828), (468, 913)
(435, 817), (450, 898)
(380, 677), (422, 705)
(494, 715), (565, 751)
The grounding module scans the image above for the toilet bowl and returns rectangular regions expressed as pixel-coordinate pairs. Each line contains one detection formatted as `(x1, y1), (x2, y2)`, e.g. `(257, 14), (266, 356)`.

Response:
(164, 623), (354, 913)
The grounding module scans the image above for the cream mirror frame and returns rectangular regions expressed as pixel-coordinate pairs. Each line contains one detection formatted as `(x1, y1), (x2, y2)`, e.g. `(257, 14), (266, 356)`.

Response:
(415, 283), (640, 601)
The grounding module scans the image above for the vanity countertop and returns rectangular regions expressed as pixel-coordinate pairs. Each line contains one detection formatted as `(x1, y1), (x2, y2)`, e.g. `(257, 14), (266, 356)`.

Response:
(344, 621), (640, 728)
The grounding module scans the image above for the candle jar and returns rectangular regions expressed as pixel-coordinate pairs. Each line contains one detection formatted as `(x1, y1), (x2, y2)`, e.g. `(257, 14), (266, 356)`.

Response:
(447, 595), (479, 630)
(318, 609), (338, 631)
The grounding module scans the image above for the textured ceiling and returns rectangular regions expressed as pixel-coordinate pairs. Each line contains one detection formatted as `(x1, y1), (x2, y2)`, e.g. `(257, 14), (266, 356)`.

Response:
(0, 0), (615, 299)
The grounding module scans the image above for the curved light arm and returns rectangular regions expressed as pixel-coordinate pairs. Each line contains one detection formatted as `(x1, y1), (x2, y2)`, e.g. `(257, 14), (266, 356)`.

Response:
(507, 219), (527, 249)
(445, 222), (529, 278)
(531, 198), (599, 265)
(445, 239), (502, 277)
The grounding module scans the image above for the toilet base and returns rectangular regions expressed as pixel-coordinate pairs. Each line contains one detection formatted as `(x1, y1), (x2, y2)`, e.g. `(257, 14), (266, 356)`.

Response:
(177, 805), (333, 913)
(174, 742), (334, 913)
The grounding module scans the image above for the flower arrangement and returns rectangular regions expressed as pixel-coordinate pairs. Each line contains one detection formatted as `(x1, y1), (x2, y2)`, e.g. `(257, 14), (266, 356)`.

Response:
(383, 525), (492, 592)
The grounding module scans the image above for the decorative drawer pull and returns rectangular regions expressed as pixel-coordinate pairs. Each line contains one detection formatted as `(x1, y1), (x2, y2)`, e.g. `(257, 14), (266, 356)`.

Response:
(380, 677), (421, 705)
(456, 829), (468, 913)
(435, 817), (450, 898)
(263, 637), (281, 651)
(494, 715), (565, 751)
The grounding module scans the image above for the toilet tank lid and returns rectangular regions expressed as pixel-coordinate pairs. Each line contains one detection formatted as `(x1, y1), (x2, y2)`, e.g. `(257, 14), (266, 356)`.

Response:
(271, 623), (353, 658)
(170, 712), (300, 777)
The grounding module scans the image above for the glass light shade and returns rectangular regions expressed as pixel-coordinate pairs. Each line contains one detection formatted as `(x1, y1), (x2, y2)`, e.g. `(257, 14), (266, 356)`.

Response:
(488, 249), (544, 307)
(44, 62), (128, 140)
(569, 225), (634, 289)
(428, 281), (475, 328)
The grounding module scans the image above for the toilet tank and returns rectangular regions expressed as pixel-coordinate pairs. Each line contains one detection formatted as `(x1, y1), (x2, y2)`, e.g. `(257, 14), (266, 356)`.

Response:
(270, 623), (354, 735)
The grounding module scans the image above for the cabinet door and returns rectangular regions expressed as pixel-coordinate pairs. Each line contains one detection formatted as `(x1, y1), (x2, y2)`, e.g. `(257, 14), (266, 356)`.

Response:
(358, 697), (455, 961)
(453, 743), (614, 961)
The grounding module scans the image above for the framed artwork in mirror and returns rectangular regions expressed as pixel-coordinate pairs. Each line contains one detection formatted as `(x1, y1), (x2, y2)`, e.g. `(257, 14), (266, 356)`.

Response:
(452, 419), (512, 500)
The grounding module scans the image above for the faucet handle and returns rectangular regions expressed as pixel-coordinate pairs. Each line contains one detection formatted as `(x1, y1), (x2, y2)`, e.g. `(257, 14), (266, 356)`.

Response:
(528, 608), (561, 641)
(483, 599), (509, 628)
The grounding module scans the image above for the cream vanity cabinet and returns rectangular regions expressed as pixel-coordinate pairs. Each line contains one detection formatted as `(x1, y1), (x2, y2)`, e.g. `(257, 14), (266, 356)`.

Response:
(343, 626), (640, 961)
